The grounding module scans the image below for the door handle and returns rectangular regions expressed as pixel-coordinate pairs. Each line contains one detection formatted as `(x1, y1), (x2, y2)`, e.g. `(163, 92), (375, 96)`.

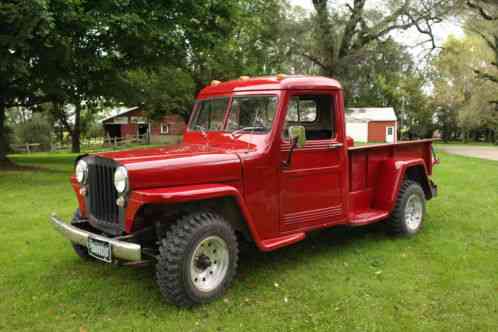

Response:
(329, 143), (343, 149)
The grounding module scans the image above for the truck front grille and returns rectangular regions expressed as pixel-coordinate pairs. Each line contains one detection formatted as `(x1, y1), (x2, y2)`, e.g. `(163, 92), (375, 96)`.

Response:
(87, 157), (119, 226)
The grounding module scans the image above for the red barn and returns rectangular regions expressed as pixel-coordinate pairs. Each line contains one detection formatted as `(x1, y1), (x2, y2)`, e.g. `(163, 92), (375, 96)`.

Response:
(102, 107), (186, 144)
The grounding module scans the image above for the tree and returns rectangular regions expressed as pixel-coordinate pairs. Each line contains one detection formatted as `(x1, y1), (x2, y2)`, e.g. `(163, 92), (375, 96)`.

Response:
(431, 35), (498, 142)
(33, 0), (215, 153)
(117, 0), (292, 122)
(186, 0), (291, 89)
(1, 0), (240, 155)
(465, 0), (498, 84)
(14, 113), (52, 150)
(301, 0), (454, 80)
(119, 67), (196, 123)
(0, 0), (52, 163)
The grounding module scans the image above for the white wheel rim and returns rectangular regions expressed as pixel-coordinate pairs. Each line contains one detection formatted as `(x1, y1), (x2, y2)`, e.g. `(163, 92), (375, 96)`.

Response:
(405, 194), (423, 231)
(190, 235), (229, 293)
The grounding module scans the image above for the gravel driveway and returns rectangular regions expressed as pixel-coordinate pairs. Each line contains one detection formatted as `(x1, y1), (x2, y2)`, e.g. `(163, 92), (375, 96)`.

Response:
(439, 145), (498, 161)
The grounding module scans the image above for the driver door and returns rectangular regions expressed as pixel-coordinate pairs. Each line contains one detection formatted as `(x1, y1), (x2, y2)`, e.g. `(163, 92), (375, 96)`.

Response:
(279, 91), (347, 233)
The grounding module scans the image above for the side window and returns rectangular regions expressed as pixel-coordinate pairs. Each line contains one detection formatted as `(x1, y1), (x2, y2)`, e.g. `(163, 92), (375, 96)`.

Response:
(283, 95), (334, 141)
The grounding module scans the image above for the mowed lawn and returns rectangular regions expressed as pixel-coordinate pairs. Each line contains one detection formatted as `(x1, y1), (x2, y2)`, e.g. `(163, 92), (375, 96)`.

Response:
(0, 151), (497, 331)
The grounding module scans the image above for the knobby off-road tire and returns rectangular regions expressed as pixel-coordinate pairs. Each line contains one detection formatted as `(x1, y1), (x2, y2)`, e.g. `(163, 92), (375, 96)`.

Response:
(156, 211), (239, 307)
(70, 209), (92, 260)
(387, 180), (426, 236)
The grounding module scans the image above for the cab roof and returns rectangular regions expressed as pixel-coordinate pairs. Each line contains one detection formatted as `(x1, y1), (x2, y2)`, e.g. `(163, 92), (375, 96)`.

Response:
(197, 75), (342, 99)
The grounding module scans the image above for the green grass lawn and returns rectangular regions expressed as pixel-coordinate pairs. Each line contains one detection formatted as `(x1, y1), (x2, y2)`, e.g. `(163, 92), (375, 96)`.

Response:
(1, 152), (497, 331)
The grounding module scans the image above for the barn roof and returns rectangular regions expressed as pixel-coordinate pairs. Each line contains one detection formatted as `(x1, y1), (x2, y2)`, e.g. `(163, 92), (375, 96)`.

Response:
(101, 106), (140, 123)
(346, 107), (397, 122)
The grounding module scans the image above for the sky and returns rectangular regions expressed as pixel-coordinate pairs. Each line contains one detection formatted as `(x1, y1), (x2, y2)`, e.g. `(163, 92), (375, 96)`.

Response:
(288, 0), (464, 63)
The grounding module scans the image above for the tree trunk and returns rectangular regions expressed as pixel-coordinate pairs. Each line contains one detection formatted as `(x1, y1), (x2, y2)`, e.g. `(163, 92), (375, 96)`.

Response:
(0, 105), (10, 163)
(71, 103), (81, 153)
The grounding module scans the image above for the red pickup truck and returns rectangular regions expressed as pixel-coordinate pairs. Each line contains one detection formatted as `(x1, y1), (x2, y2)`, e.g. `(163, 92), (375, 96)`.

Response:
(50, 75), (438, 307)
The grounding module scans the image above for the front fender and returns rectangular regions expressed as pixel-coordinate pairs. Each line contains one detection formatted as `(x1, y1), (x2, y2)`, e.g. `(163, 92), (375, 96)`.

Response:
(124, 184), (264, 248)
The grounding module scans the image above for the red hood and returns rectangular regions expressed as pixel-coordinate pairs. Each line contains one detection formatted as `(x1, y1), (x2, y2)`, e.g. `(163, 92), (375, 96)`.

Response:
(95, 143), (244, 190)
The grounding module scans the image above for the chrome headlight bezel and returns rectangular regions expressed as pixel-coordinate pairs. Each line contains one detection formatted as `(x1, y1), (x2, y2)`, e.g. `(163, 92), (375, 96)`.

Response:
(75, 159), (88, 184)
(114, 166), (129, 194)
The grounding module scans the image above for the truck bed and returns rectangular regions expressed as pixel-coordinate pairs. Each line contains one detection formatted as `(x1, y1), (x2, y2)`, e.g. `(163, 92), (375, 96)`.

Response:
(347, 139), (436, 225)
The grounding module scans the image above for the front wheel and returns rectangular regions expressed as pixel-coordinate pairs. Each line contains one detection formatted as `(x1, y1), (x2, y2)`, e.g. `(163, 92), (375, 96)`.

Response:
(387, 180), (426, 235)
(156, 211), (239, 307)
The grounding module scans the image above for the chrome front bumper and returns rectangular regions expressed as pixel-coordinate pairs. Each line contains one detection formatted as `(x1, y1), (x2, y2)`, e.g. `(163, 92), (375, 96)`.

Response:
(49, 213), (142, 261)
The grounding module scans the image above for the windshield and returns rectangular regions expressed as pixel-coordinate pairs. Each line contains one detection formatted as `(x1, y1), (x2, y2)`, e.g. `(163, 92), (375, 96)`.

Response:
(189, 98), (228, 131)
(226, 95), (278, 133)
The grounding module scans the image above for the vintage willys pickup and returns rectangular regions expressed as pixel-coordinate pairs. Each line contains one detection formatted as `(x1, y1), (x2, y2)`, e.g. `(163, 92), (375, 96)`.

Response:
(50, 75), (438, 307)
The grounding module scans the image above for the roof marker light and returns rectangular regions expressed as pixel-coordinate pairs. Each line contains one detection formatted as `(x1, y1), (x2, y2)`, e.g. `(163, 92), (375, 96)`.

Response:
(239, 75), (250, 81)
(211, 80), (221, 86)
(276, 73), (287, 80)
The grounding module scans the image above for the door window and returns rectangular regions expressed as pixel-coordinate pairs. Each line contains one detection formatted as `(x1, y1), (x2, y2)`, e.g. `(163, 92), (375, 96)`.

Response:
(283, 95), (335, 141)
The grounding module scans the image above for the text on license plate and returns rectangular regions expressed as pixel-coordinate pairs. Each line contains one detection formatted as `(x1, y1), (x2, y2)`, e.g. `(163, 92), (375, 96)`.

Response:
(88, 237), (112, 263)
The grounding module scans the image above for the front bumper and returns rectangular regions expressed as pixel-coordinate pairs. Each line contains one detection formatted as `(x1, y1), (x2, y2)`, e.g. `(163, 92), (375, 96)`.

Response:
(49, 213), (142, 261)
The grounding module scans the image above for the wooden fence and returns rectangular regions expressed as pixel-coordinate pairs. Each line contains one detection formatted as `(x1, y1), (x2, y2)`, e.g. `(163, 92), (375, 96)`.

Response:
(13, 135), (148, 154)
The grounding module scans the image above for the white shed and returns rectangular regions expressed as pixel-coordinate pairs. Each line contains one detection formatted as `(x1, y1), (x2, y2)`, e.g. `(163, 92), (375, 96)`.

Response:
(346, 107), (398, 143)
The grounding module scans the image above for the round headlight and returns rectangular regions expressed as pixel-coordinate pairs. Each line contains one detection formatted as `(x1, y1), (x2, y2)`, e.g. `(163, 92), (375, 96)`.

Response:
(114, 166), (129, 194)
(75, 159), (88, 184)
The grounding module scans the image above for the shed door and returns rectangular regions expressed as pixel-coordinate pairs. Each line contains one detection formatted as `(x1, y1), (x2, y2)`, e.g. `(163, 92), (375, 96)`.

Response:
(386, 126), (395, 143)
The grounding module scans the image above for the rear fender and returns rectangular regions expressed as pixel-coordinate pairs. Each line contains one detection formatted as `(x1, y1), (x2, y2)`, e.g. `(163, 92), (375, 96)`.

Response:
(125, 184), (264, 249)
(374, 159), (432, 212)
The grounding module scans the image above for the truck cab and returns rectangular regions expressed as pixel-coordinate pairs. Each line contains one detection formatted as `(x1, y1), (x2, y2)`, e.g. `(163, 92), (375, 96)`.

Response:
(50, 75), (438, 307)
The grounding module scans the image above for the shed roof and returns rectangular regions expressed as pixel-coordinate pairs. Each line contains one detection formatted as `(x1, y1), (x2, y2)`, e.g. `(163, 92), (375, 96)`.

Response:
(346, 107), (397, 122)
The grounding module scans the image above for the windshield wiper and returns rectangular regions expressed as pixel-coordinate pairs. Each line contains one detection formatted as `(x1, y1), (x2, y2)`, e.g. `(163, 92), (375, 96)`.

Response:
(231, 126), (267, 137)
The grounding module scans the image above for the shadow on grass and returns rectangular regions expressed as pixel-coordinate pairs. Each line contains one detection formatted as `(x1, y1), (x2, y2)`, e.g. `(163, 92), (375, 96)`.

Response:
(4, 155), (76, 175)
(47, 222), (392, 309)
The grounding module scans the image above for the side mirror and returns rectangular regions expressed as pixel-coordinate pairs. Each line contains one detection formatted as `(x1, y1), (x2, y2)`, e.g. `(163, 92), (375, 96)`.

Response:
(282, 126), (306, 167)
(288, 125), (306, 148)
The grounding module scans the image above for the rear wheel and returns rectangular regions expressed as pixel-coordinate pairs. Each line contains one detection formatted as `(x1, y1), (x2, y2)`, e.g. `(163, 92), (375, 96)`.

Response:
(156, 211), (239, 307)
(387, 180), (426, 235)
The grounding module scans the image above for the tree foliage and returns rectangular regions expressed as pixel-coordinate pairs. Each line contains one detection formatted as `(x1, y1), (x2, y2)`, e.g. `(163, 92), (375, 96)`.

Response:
(0, 0), (240, 155)
(0, 0), (53, 161)
(14, 113), (52, 149)
(465, 0), (498, 84)
(300, 0), (453, 79)
(432, 35), (498, 142)
(115, 0), (289, 122)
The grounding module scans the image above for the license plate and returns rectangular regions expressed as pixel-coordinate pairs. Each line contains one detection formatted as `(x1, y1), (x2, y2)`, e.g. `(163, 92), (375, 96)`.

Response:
(88, 237), (112, 263)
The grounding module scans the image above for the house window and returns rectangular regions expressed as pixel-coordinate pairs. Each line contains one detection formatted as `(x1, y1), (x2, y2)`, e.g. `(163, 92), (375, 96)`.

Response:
(161, 123), (170, 135)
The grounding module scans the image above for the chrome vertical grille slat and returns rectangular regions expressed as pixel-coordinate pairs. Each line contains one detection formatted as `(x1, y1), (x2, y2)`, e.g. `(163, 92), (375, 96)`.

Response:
(86, 157), (119, 230)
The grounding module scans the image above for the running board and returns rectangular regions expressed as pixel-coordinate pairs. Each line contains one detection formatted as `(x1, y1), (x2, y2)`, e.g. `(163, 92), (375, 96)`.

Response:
(260, 232), (306, 252)
(349, 209), (389, 226)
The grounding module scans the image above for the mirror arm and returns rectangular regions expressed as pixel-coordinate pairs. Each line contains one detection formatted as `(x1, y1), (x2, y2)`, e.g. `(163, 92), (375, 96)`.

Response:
(282, 138), (298, 168)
